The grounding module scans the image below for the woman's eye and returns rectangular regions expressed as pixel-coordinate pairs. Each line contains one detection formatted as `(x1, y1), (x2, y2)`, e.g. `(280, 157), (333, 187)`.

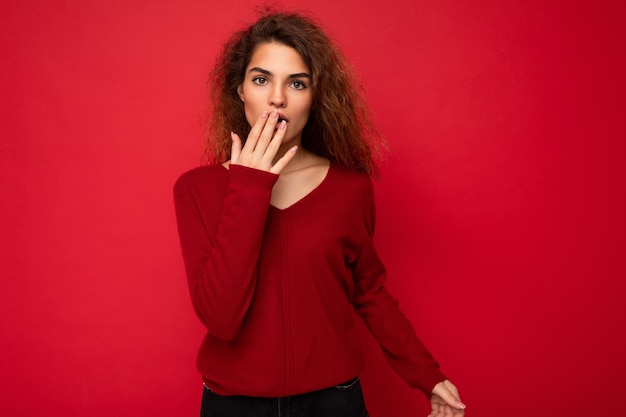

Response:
(252, 77), (268, 85)
(290, 81), (307, 90)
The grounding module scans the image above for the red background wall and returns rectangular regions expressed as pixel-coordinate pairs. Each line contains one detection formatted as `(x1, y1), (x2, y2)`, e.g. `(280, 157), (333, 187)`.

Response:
(1, 1), (625, 416)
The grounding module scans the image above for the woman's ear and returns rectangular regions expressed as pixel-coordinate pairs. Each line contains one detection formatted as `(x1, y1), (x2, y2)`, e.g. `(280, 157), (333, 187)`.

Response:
(237, 85), (244, 102)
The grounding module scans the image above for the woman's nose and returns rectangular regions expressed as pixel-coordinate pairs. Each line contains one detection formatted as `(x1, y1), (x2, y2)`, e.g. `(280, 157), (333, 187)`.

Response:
(270, 87), (286, 108)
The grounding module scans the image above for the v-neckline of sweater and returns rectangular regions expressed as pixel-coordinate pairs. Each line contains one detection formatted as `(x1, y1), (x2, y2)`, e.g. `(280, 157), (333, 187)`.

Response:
(269, 163), (332, 212)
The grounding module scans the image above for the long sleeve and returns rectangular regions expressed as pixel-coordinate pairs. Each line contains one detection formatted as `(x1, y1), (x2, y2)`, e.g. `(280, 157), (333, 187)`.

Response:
(350, 178), (447, 397)
(173, 164), (278, 341)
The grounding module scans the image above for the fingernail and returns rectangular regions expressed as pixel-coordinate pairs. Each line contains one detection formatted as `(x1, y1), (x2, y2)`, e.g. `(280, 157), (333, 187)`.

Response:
(455, 401), (466, 409)
(279, 120), (287, 130)
(271, 109), (279, 118)
(261, 111), (268, 119)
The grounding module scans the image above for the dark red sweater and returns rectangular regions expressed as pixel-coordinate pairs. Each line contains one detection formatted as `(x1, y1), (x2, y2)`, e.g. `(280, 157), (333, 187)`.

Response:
(173, 163), (446, 397)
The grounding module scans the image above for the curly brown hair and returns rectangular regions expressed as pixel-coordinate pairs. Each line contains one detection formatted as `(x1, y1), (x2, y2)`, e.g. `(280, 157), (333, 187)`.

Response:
(204, 10), (385, 177)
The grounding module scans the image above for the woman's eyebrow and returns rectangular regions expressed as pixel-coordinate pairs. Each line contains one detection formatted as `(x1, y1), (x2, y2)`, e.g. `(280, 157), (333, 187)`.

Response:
(248, 67), (311, 79)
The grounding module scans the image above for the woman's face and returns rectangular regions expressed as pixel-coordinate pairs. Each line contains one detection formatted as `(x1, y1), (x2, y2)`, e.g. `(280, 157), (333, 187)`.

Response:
(238, 42), (313, 144)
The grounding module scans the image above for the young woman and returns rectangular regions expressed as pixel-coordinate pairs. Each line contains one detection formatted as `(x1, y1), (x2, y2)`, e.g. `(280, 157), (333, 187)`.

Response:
(174, 11), (466, 417)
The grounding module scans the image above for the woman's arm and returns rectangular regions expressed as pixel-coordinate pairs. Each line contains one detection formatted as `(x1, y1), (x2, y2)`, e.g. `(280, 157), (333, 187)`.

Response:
(174, 109), (296, 341)
(174, 165), (277, 341)
(349, 178), (464, 406)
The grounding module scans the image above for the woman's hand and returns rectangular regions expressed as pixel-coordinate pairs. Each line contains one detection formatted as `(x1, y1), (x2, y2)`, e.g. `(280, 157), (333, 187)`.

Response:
(230, 109), (297, 175)
(429, 380), (466, 417)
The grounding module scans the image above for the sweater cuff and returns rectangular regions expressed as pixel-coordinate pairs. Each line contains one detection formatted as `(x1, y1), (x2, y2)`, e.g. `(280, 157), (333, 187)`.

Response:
(418, 371), (448, 399)
(228, 164), (279, 189)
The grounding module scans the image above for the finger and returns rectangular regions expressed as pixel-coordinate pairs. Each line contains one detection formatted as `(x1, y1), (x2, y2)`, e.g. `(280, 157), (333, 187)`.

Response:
(270, 145), (298, 175)
(254, 109), (281, 156)
(444, 405), (455, 417)
(433, 382), (466, 410)
(262, 119), (288, 165)
(450, 405), (465, 417)
(243, 110), (270, 154)
(230, 132), (242, 164)
(442, 380), (461, 400)
(431, 401), (442, 417)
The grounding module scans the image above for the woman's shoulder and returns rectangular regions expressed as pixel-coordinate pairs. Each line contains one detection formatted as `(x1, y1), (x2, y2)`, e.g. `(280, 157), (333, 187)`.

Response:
(325, 163), (375, 209)
(174, 164), (228, 190)
(329, 163), (373, 189)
